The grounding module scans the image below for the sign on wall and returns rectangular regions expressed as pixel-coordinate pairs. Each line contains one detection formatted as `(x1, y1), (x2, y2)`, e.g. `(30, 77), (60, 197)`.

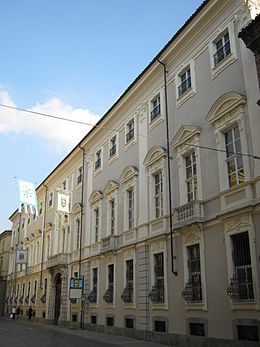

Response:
(69, 277), (83, 299)
(57, 192), (70, 213)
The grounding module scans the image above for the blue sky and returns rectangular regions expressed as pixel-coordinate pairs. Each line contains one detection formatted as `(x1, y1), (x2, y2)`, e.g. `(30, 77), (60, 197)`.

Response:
(0, 0), (203, 232)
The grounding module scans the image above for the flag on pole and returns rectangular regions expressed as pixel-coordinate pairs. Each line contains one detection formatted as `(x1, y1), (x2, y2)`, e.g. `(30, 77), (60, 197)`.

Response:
(18, 179), (38, 215)
(16, 249), (28, 264)
(57, 192), (70, 213)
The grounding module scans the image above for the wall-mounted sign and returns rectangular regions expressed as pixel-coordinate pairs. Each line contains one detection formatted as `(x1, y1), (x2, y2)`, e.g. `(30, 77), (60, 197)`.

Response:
(57, 192), (70, 213)
(69, 277), (83, 299)
(16, 249), (28, 264)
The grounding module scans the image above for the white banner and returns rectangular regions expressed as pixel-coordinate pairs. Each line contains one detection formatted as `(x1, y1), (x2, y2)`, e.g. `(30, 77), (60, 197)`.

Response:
(16, 249), (27, 264)
(18, 179), (38, 215)
(57, 192), (70, 213)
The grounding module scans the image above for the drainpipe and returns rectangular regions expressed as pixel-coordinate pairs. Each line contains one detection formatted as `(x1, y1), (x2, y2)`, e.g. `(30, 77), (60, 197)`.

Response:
(40, 184), (48, 289)
(158, 59), (177, 276)
(78, 145), (85, 328)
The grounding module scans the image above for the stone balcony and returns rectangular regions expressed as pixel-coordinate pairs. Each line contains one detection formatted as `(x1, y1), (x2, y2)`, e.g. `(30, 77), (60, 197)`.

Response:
(101, 235), (118, 253)
(47, 253), (68, 268)
(173, 201), (204, 229)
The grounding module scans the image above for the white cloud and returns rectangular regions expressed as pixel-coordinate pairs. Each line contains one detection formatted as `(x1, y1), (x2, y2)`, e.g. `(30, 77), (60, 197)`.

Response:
(0, 90), (100, 153)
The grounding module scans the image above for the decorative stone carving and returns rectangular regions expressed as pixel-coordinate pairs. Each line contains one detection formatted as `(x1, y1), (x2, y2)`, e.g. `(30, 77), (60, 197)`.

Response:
(150, 239), (166, 252)
(183, 230), (201, 244)
(124, 248), (135, 259)
(225, 214), (250, 232)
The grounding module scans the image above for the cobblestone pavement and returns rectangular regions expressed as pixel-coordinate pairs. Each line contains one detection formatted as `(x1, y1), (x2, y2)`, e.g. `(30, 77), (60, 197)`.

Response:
(0, 317), (168, 347)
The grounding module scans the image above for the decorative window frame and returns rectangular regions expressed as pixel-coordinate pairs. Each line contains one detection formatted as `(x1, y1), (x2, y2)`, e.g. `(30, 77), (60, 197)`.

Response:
(175, 59), (196, 108)
(104, 180), (119, 237)
(90, 259), (99, 307)
(108, 132), (119, 164)
(206, 92), (250, 193)
(48, 191), (54, 209)
(181, 226), (207, 311)
(223, 213), (259, 309)
(89, 190), (103, 244)
(125, 115), (137, 150)
(149, 239), (168, 308)
(122, 248), (136, 307)
(77, 166), (83, 185)
(105, 255), (116, 307)
(120, 166), (139, 232)
(208, 21), (238, 80)
(172, 125), (202, 206)
(144, 146), (167, 221)
(148, 89), (165, 131)
(94, 148), (103, 175)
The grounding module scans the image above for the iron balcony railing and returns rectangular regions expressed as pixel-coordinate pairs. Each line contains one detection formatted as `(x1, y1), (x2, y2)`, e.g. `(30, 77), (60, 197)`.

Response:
(19, 295), (24, 304)
(31, 294), (36, 304)
(25, 295), (29, 304)
(213, 40), (231, 66)
(182, 279), (202, 303)
(121, 283), (133, 303)
(88, 288), (97, 304)
(103, 285), (114, 304)
(227, 265), (254, 303)
(40, 294), (46, 304)
(150, 104), (160, 121)
(149, 284), (164, 304)
(178, 76), (191, 97)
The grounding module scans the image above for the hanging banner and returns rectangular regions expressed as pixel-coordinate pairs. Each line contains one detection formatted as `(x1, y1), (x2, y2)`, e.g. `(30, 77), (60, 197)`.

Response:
(57, 192), (70, 213)
(16, 249), (28, 264)
(18, 179), (38, 215)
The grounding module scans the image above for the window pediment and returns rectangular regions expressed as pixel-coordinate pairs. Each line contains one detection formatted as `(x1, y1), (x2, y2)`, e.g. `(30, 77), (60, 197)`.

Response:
(104, 180), (119, 196)
(172, 125), (201, 150)
(89, 190), (103, 204)
(206, 92), (246, 127)
(143, 146), (167, 168)
(72, 202), (82, 215)
(120, 166), (138, 184)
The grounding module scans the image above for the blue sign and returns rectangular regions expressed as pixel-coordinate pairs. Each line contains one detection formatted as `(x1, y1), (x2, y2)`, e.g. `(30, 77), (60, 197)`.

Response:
(70, 278), (83, 289)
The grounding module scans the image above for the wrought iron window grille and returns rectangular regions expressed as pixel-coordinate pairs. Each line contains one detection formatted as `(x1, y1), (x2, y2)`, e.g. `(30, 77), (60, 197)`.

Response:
(103, 285), (113, 304)
(25, 295), (29, 304)
(227, 271), (254, 303)
(182, 279), (202, 303)
(88, 289), (97, 304)
(149, 284), (165, 304)
(121, 284), (133, 303)
(14, 296), (18, 304)
(19, 296), (24, 304)
(40, 294), (46, 304)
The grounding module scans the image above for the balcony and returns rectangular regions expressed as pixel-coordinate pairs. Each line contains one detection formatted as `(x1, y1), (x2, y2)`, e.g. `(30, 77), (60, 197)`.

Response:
(149, 284), (164, 304)
(101, 235), (118, 253)
(121, 284), (133, 304)
(173, 201), (204, 229)
(47, 254), (68, 268)
(103, 285), (114, 304)
(227, 267), (254, 303)
(182, 280), (202, 304)
(87, 289), (97, 304)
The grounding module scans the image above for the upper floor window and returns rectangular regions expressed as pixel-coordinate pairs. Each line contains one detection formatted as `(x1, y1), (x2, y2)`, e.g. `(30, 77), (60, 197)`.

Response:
(109, 135), (117, 158)
(128, 189), (134, 229)
(126, 119), (134, 143)
(49, 192), (53, 207)
(103, 264), (114, 304)
(109, 199), (115, 235)
(214, 32), (230, 66)
(76, 219), (80, 249)
(150, 96), (160, 122)
(225, 126), (244, 188)
(186, 151), (197, 202)
(178, 68), (191, 97)
(77, 166), (83, 184)
(121, 259), (134, 304)
(62, 180), (66, 190)
(39, 202), (43, 215)
(22, 218), (25, 229)
(94, 208), (99, 243)
(95, 150), (102, 171)
(154, 171), (163, 218)
(149, 252), (164, 304)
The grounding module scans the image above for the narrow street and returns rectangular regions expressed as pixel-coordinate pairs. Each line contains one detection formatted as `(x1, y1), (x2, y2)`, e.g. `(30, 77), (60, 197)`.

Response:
(0, 317), (167, 347)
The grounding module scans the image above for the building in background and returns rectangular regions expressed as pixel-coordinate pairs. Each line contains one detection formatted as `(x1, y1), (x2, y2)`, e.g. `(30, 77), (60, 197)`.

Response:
(6, 0), (260, 345)
(0, 230), (12, 315)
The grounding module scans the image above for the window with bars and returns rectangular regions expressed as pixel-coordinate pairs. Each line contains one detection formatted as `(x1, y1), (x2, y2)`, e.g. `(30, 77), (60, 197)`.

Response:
(237, 325), (259, 342)
(150, 96), (161, 122)
(88, 267), (98, 304)
(128, 189), (134, 229)
(154, 172), (163, 218)
(214, 32), (231, 66)
(126, 119), (134, 143)
(182, 244), (202, 303)
(178, 68), (191, 97)
(227, 231), (254, 302)
(185, 151), (197, 202)
(121, 259), (133, 303)
(94, 209), (99, 243)
(103, 264), (114, 303)
(190, 322), (205, 336)
(149, 253), (164, 303)
(225, 126), (244, 187)
(110, 199), (115, 235)
(109, 136), (117, 158)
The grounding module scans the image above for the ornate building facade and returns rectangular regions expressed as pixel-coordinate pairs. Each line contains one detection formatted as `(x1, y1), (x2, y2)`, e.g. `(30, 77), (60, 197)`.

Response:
(6, 0), (260, 344)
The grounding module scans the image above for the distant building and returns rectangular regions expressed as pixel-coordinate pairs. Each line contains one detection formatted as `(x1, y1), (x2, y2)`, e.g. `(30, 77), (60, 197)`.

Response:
(0, 230), (12, 315)
(6, 0), (260, 345)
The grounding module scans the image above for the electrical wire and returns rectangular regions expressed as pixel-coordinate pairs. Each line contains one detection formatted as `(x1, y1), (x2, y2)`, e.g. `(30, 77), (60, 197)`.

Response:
(0, 102), (259, 160)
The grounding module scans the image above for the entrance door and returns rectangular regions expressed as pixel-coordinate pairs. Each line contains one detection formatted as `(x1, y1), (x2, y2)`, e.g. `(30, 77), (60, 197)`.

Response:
(54, 273), (62, 324)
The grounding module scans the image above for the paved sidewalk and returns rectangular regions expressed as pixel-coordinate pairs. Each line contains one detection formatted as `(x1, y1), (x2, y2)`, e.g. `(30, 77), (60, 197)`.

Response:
(0, 316), (168, 347)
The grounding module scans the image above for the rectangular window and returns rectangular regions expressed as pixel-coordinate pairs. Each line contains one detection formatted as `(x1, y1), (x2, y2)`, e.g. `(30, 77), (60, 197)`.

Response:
(150, 96), (160, 122)
(109, 136), (117, 157)
(22, 218), (25, 229)
(214, 32), (230, 66)
(77, 167), (83, 184)
(91, 315), (97, 324)
(49, 192), (53, 207)
(108, 264), (114, 302)
(126, 119), (134, 143)
(190, 322), (205, 336)
(186, 244), (202, 303)
(110, 199), (115, 235)
(95, 150), (101, 170)
(154, 320), (166, 332)
(93, 268), (98, 294)
(62, 180), (66, 190)
(154, 172), (163, 218)
(228, 232), (254, 302)
(106, 316), (114, 326)
(47, 236), (50, 258)
(154, 253), (164, 303)
(94, 209), (99, 243)
(128, 189), (134, 229)
(186, 151), (197, 202)
(39, 203), (43, 215)
(126, 259), (133, 303)
(178, 68), (191, 97)
(125, 318), (134, 329)
(237, 325), (258, 342)
(225, 126), (244, 187)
